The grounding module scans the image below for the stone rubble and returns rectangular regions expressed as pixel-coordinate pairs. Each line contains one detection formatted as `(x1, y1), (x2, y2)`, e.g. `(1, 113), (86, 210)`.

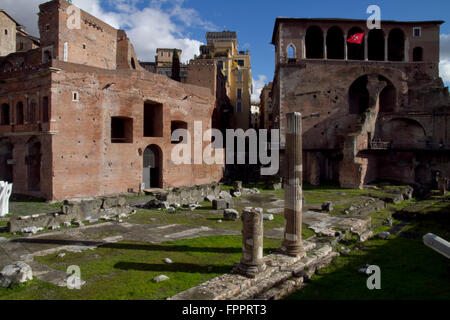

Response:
(0, 261), (33, 288)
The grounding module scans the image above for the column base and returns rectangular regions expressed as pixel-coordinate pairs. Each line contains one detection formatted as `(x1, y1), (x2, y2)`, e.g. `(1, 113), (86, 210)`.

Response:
(278, 243), (305, 257)
(232, 262), (266, 278)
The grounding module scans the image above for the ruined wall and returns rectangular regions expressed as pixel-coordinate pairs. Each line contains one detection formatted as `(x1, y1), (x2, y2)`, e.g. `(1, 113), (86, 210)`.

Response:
(46, 60), (223, 200)
(272, 18), (449, 187)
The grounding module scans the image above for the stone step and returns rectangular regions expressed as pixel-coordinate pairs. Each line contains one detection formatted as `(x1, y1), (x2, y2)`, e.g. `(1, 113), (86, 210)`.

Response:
(168, 241), (339, 301)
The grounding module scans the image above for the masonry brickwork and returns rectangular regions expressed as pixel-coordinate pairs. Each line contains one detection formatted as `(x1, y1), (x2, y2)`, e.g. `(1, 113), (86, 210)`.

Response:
(0, 0), (224, 201)
(271, 18), (450, 189)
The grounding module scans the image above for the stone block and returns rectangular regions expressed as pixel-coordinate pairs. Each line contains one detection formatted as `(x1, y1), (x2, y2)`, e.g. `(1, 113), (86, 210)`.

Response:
(223, 209), (239, 221)
(212, 199), (231, 210)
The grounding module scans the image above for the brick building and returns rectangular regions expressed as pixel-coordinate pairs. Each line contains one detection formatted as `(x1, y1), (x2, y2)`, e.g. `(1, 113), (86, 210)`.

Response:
(271, 18), (450, 189)
(0, 0), (224, 201)
(259, 82), (273, 130)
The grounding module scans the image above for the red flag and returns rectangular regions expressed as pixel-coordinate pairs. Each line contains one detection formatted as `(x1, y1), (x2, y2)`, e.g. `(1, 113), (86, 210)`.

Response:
(347, 33), (364, 44)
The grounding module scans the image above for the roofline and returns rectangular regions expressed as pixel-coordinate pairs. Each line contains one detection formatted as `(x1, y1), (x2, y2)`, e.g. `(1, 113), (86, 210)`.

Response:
(0, 9), (21, 26)
(271, 17), (445, 44)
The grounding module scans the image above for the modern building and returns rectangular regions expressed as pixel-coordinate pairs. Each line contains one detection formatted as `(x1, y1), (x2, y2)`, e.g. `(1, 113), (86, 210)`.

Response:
(0, 0), (224, 201)
(198, 31), (253, 130)
(271, 17), (449, 189)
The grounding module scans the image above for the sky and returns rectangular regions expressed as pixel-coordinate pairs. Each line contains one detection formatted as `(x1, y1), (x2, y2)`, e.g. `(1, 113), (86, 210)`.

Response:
(2, 0), (450, 102)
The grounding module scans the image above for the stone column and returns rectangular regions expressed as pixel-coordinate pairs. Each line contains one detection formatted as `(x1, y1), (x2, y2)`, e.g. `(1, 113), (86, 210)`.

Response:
(323, 35), (327, 59)
(344, 34), (348, 60)
(235, 207), (265, 278)
(280, 112), (304, 257)
(384, 36), (388, 61)
(364, 37), (368, 61)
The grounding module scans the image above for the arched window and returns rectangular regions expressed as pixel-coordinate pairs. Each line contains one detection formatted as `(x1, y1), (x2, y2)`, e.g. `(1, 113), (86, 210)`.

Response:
(1, 103), (10, 125)
(347, 27), (365, 60)
(287, 45), (296, 59)
(4, 29), (7, 35)
(131, 57), (136, 70)
(27, 137), (41, 191)
(326, 26), (344, 59)
(379, 75), (396, 113)
(388, 28), (405, 61)
(413, 47), (423, 62)
(305, 26), (324, 59)
(368, 29), (385, 61)
(16, 102), (24, 125)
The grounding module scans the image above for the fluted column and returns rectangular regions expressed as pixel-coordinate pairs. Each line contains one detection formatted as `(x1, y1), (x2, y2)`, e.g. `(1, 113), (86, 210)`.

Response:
(280, 112), (304, 257)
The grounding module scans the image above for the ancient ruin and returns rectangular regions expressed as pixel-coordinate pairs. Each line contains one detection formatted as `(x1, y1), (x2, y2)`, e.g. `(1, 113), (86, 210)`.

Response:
(270, 18), (450, 190)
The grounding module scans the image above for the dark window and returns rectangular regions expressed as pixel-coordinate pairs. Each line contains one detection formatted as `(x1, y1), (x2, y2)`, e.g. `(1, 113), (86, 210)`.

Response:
(19, 42), (24, 50)
(143, 101), (163, 137)
(111, 117), (133, 143)
(326, 26), (344, 59)
(171, 121), (188, 144)
(306, 26), (324, 59)
(235, 59), (245, 67)
(131, 58), (136, 70)
(413, 47), (423, 62)
(368, 29), (385, 61)
(28, 100), (37, 123)
(388, 28), (405, 62)
(42, 97), (49, 123)
(237, 88), (242, 100)
(4, 29), (7, 35)
(217, 60), (223, 70)
(16, 102), (24, 125)
(413, 27), (421, 37)
(1, 103), (10, 125)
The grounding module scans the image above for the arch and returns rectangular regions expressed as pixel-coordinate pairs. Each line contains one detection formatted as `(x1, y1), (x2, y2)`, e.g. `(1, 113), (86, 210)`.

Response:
(16, 102), (24, 125)
(0, 139), (13, 183)
(326, 26), (344, 59)
(26, 137), (41, 191)
(305, 26), (324, 59)
(1, 103), (10, 125)
(378, 75), (397, 112)
(368, 29), (385, 61)
(131, 57), (136, 70)
(380, 118), (426, 147)
(413, 47), (423, 62)
(0, 61), (13, 73)
(348, 75), (369, 114)
(287, 44), (296, 59)
(28, 100), (37, 123)
(388, 28), (405, 61)
(143, 144), (162, 189)
(347, 27), (365, 60)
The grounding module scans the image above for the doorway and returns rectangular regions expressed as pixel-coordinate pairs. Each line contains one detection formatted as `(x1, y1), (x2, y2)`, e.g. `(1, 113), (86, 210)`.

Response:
(143, 145), (162, 189)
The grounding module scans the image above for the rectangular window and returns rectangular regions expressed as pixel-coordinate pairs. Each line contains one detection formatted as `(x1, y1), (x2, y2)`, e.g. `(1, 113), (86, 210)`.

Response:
(413, 27), (421, 37)
(72, 92), (79, 101)
(236, 101), (242, 113)
(144, 101), (163, 137)
(237, 88), (242, 100)
(235, 59), (245, 67)
(111, 117), (133, 143)
(217, 60), (223, 70)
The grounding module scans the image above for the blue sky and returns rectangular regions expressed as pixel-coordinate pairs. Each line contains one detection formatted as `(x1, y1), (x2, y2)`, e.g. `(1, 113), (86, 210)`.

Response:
(3, 0), (450, 99)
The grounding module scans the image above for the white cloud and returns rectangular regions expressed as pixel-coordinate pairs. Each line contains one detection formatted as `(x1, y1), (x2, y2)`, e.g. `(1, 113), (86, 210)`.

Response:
(1, 0), (215, 63)
(251, 75), (268, 103)
(440, 34), (450, 85)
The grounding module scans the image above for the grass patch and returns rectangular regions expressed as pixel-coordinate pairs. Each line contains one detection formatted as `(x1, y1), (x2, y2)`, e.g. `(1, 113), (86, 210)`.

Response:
(286, 207), (450, 300)
(0, 235), (282, 300)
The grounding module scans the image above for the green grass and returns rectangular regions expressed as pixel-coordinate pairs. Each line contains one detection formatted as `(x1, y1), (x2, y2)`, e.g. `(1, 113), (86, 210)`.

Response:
(286, 205), (450, 300)
(0, 236), (282, 300)
(9, 194), (62, 217)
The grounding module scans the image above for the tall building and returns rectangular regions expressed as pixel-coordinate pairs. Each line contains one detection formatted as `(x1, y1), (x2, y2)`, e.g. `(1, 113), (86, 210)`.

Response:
(259, 82), (273, 130)
(198, 31), (252, 129)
